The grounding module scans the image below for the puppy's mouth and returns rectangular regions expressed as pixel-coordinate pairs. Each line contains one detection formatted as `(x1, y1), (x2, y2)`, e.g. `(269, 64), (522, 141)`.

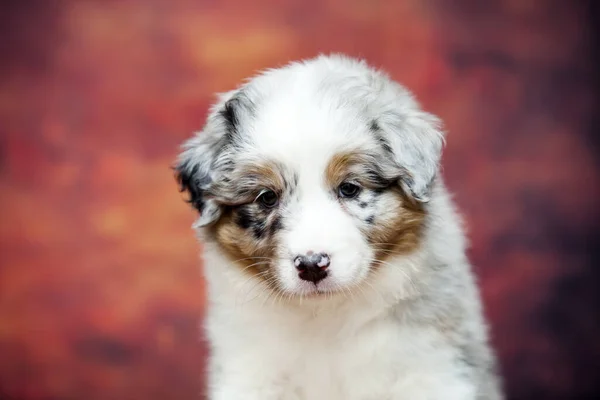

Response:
(292, 272), (353, 298)
(297, 283), (341, 298)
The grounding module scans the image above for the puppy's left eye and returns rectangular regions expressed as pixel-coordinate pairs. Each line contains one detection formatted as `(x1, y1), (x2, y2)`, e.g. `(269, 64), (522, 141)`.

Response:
(256, 190), (279, 208)
(338, 182), (361, 199)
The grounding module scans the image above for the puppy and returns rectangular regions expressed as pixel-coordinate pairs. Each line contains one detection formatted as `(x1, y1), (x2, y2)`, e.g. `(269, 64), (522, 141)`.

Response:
(175, 54), (503, 400)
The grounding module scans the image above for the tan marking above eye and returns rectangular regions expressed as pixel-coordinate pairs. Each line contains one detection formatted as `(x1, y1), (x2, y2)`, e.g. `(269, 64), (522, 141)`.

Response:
(325, 152), (361, 187)
(325, 151), (389, 191)
(213, 159), (288, 206)
(244, 163), (286, 191)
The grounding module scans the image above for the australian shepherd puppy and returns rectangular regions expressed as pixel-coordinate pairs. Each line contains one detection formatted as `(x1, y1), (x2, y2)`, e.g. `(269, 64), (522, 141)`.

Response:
(175, 55), (503, 400)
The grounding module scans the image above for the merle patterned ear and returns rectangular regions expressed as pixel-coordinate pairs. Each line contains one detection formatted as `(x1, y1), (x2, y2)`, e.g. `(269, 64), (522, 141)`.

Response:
(174, 92), (250, 226)
(175, 153), (222, 227)
(376, 109), (445, 203)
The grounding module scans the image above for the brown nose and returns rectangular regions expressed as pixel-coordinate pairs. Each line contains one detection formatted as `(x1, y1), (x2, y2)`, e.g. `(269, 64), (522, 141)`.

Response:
(294, 253), (330, 284)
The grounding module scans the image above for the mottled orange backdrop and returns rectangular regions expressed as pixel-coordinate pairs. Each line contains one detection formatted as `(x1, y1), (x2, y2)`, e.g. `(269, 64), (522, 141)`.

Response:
(1, 1), (599, 399)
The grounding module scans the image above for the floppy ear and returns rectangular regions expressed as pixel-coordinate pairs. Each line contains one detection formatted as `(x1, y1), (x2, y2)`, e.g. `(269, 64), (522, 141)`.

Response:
(375, 105), (445, 203)
(174, 91), (252, 227)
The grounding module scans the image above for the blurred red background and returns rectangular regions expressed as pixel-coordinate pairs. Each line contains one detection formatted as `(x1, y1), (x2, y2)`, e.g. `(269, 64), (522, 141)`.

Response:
(1, 1), (599, 399)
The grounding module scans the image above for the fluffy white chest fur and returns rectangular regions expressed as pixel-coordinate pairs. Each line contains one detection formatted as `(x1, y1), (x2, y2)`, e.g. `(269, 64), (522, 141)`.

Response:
(175, 55), (503, 399)
(204, 254), (481, 400)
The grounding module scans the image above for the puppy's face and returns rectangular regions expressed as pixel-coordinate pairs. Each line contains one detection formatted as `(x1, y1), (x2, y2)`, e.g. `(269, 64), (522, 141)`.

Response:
(176, 56), (444, 298)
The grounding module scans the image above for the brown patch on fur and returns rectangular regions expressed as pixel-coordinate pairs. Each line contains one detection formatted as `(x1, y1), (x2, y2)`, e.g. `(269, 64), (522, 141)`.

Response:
(325, 151), (391, 190)
(326, 151), (426, 260)
(242, 163), (286, 194)
(369, 189), (426, 262)
(211, 160), (287, 206)
(325, 152), (379, 188)
(208, 209), (279, 285)
(206, 160), (287, 286)
(326, 152), (356, 187)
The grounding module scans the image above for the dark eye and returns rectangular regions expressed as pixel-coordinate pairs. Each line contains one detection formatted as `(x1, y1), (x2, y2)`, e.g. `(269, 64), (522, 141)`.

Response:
(256, 190), (279, 208)
(338, 182), (361, 199)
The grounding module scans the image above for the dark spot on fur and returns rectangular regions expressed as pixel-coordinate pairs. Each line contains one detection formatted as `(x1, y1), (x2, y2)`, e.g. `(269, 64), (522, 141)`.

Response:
(378, 136), (393, 154)
(221, 160), (235, 174)
(219, 92), (257, 142)
(233, 206), (274, 239)
(234, 207), (253, 229)
(365, 168), (392, 193)
(370, 119), (393, 154)
(286, 172), (299, 191)
(455, 344), (479, 381)
(252, 221), (268, 239)
(220, 97), (240, 139)
(369, 119), (380, 132)
(270, 216), (283, 235)
(457, 345), (477, 369)
(365, 215), (375, 224)
(401, 174), (414, 189)
(175, 163), (206, 212)
(359, 201), (368, 208)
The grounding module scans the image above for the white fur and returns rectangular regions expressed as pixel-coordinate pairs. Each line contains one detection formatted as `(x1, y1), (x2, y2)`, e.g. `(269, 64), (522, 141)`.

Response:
(180, 55), (503, 399)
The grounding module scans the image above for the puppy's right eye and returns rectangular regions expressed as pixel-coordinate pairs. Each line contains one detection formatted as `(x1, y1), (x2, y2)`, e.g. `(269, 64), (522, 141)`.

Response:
(256, 190), (279, 208)
(338, 182), (361, 199)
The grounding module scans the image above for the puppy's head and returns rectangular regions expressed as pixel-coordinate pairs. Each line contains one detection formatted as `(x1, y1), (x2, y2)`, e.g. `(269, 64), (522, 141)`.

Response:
(175, 55), (444, 297)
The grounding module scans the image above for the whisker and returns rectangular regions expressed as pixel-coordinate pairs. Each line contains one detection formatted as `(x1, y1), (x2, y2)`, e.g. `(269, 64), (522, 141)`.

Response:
(242, 277), (280, 305)
(236, 260), (272, 275)
(360, 277), (386, 303)
(235, 270), (272, 305)
(230, 256), (273, 262)
(366, 257), (420, 296)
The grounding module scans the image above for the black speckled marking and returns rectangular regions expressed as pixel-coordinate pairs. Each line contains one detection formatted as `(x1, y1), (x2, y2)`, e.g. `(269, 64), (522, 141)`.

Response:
(285, 172), (299, 192)
(270, 216), (283, 236)
(218, 92), (256, 143)
(175, 163), (207, 212)
(233, 204), (284, 240)
(175, 95), (246, 215)
(365, 168), (392, 189)
(359, 201), (368, 208)
(234, 207), (253, 229)
(369, 119), (380, 132)
(252, 220), (268, 239)
(456, 344), (479, 381)
(370, 119), (393, 154)
(220, 97), (240, 138)
(365, 215), (375, 225)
